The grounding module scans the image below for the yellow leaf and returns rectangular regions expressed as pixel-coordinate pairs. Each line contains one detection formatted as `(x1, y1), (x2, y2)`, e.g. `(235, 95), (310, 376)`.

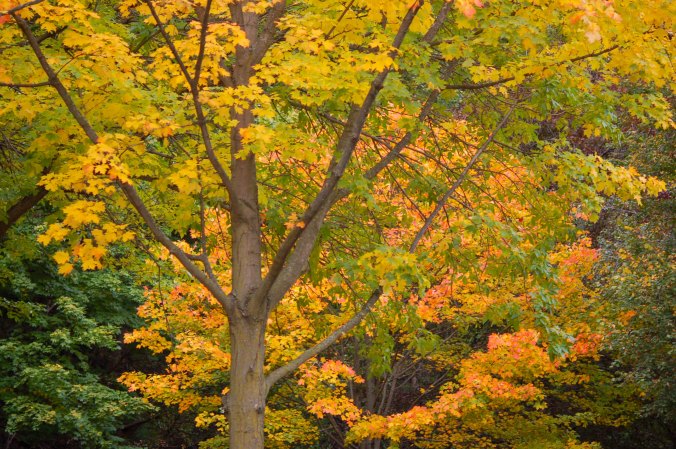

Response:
(53, 251), (70, 265)
(122, 231), (136, 241)
(58, 263), (74, 275)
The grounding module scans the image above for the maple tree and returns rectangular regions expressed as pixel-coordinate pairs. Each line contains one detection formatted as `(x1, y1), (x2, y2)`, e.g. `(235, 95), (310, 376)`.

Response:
(0, 0), (673, 447)
(119, 162), (635, 448)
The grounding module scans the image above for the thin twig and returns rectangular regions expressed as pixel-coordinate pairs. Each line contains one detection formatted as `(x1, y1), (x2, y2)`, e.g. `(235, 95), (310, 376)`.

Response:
(409, 103), (517, 252)
(4, 0), (46, 14)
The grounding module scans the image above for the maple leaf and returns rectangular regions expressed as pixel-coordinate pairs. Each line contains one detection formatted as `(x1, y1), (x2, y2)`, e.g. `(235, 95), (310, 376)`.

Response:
(456, 0), (484, 18)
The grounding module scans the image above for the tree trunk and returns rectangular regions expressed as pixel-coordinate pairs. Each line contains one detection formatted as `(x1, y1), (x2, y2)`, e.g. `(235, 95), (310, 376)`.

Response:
(228, 124), (265, 449)
(228, 316), (267, 449)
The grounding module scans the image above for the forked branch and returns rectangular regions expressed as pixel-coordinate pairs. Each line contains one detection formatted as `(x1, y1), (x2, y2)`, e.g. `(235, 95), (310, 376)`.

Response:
(259, 0), (426, 310)
(265, 287), (383, 392)
(143, 0), (234, 197)
(12, 10), (232, 309)
(264, 102), (518, 390)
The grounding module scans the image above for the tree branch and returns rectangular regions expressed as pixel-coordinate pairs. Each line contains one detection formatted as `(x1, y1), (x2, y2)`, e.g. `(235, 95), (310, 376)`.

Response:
(120, 184), (231, 307)
(12, 13), (98, 143)
(0, 80), (50, 88)
(143, 0), (193, 83)
(445, 78), (515, 90)
(193, 0), (213, 86)
(12, 10), (232, 309)
(0, 25), (68, 55)
(422, 0), (452, 44)
(325, 0), (355, 40)
(131, 28), (161, 53)
(259, 0), (425, 311)
(265, 287), (383, 392)
(144, 0), (234, 198)
(3, 0), (45, 14)
(363, 90), (440, 181)
(316, 3), (450, 183)
(443, 44), (622, 91)
(0, 187), (48, 240)
(251, 0), (286, 66)
(409, 103), (517, 252)
(264, 102), (516, 388)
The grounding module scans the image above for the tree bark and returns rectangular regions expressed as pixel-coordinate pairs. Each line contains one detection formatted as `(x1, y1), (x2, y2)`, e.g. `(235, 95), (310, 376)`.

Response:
(228, 119), (266, 448)
(227, 315), (267, 449)
(0, 187), (47, 240)
(225, 1), (268, 445)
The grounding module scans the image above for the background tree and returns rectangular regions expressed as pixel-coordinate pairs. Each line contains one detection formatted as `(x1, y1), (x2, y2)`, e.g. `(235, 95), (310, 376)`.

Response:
(586, 125), (675, 449)
(0, 211), (152, 448)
